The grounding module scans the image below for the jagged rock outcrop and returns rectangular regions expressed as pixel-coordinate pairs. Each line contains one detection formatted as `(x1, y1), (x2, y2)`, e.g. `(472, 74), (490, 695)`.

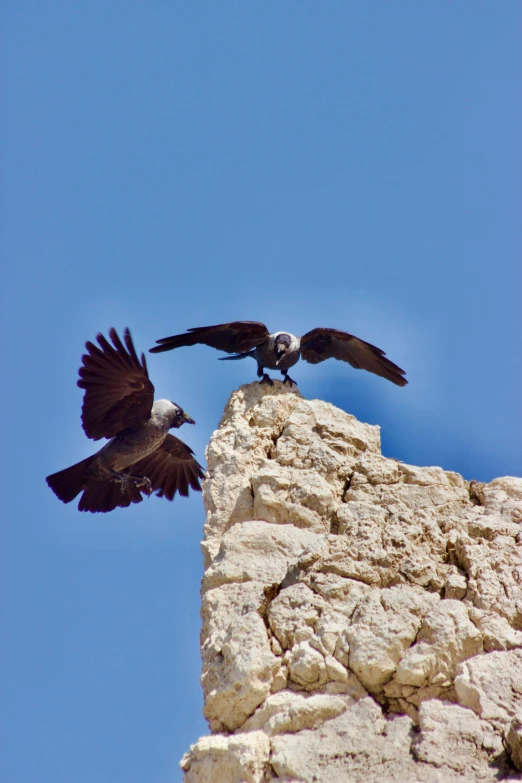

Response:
(181, 383), (522, 782)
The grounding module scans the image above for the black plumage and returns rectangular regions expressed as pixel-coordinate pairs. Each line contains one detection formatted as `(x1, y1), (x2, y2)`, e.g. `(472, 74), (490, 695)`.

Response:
(46, 328), (204, 513)
(150, 321), (408, 387)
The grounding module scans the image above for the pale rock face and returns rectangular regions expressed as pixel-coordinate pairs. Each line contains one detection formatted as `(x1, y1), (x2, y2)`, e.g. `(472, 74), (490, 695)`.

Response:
(505, 716), (522, 771)
(396, 599), (483, 688)
(180, 732), (270, 783)
(413, 700), (504, 771)
(241, 691), (350, 735)
(181, 382), (522, 782)
(454, 650), (522, 730)
(346, 584), (440, 692)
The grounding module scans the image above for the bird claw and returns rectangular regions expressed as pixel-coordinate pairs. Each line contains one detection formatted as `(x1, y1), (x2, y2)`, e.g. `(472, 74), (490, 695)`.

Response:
(133, 476), (153, 495)
(283, 375), (297, 387)
(113, 472), (152, 495)
(259, 374), (274, 387)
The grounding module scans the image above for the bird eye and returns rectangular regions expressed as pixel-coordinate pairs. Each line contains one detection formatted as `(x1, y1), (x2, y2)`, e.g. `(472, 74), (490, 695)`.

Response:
(176, 409), (183, 417)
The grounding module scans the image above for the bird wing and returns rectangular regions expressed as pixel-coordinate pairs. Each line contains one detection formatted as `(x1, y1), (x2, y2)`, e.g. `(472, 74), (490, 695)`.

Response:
(300, 327), (408, 387)
(131, 434), (205, 500)
(78, 327), (155, 440)
(150, 321), (269, 354)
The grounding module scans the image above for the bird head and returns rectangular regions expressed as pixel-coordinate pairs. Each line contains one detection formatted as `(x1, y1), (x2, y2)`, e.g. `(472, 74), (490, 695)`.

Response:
(274, 333), (293, 365)
(170, 403), (195, 428)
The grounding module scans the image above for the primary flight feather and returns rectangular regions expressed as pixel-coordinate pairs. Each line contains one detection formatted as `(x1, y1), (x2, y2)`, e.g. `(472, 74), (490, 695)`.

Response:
(150, 321), (408, 387)
(47, 327), (204, 513)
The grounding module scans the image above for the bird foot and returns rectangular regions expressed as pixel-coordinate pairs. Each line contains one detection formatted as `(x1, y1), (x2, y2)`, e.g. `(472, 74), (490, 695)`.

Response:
(131, 476), (153, 495)
(282, 374), (297, 387)
(259, 373), (274, 386)
(112, 472), (152, 495)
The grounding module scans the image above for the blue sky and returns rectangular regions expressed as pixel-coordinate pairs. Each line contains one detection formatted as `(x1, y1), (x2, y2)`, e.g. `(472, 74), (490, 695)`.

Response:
(2, 3), (521, 782)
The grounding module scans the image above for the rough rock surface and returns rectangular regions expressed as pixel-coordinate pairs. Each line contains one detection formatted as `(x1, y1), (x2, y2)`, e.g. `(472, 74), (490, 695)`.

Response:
(181, 382), (522, 782)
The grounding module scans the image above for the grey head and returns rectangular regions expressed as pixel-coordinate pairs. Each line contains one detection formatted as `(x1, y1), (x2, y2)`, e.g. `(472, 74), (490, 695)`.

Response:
(169, 401), (195, 428)
(152, 399), (196, 429)
(272, 332), (300, 365)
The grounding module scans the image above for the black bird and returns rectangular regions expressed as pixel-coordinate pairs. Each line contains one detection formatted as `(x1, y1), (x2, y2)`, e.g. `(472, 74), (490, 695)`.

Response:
(46, 328), (204, 513)
(150, 321), (408, 387)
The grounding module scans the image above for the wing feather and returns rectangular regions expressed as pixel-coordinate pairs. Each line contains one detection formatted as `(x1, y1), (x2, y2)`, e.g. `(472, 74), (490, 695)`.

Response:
(150, 321), (269, 355)
(78, 327), (155, 440)
(300, 328), (408, 386)
(131, 434), (205, 501)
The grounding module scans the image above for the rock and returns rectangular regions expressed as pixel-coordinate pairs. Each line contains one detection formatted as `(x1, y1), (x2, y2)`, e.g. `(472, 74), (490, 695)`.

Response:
(454, 650), (522, 731)
(240, 691), (349, 735)
(473, 477), (522, 523)
(444, 566), (468, 600)
(453, 529), (522, 627)
(396, 600), (483, 688)
(287, 640), (328, 689)
(413, 700), (505, 771)
(202, 607), (279, 731)
(505, 715), (522, 771)
(180, 731), (270, 783)
(202, 383), (303, 566)
(181, 382), (522, 781)
(469, 609), (522, 652)
(267, 583), (324, 650)
(347, 584), (439, 692)
(203, 520), (324, 591)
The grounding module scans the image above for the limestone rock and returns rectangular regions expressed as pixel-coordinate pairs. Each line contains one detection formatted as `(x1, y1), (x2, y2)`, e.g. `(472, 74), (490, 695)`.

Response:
(202, 608), (279, 731)
(240, 691), (350, 735)
(505, 715), (522, 771)
(347, 584), (439, 692)
(180, 732), (270, 783)
(413, 700), (505, 772)
(182, 382), (522, 781)
(455, 650), (522, 731)
(396, 600), (483, 688)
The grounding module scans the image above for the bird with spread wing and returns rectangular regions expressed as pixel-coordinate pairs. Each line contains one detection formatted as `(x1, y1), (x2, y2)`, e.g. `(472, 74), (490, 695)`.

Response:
(46, 328), (204, 513)
(150, 321), (408, 388)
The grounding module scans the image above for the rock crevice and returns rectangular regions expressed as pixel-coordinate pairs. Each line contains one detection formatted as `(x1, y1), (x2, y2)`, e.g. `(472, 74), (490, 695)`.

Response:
(181, 383), (522, 782)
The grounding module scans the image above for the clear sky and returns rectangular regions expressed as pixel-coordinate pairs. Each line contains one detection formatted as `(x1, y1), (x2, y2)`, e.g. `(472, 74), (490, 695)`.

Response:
(2, 3), (521, 782)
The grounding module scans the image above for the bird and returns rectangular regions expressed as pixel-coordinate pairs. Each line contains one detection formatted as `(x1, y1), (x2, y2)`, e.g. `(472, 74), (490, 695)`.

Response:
(46, 327), (204, 513)
(149, 321), (408, 387)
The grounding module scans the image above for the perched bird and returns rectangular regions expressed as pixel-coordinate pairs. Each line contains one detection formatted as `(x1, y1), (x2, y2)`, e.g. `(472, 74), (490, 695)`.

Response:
(46, 328), (204, 513)
(150, 321), (408, 387)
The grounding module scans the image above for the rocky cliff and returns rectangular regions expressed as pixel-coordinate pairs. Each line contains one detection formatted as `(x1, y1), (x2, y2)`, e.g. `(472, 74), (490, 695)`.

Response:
(181, 383), (522, 782)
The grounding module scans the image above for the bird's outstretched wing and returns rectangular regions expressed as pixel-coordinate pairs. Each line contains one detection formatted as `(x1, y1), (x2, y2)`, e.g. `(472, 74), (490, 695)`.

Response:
(131, 434), (205, 500)
(150, 321), (269, 355)
(300, 328), (408, 387)
(78, 327), (155, 440)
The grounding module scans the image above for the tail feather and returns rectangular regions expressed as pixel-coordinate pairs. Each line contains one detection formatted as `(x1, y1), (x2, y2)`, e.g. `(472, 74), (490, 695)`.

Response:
(47, 457), (146, 513)
(78, 478), (144, 513)
(46, 455), (95, 504)
(218, 350), (256, 361)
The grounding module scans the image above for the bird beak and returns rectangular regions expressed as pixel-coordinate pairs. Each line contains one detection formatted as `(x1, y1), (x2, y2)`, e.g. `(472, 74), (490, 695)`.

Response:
(275, 347), (285, 365)
(183, 413), (195, 425)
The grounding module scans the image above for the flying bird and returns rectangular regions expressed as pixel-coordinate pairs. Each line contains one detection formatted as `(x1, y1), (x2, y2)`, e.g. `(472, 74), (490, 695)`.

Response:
(150, 321), (408, 387)
(46, 328), (204, 513)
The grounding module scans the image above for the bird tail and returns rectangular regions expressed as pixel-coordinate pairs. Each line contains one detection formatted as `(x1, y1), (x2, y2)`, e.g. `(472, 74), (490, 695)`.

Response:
(78, 478), (143, 513)
(46, 455), (96, 504)
(218, 350), (256, 361)
(47, 456), (145, 513)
